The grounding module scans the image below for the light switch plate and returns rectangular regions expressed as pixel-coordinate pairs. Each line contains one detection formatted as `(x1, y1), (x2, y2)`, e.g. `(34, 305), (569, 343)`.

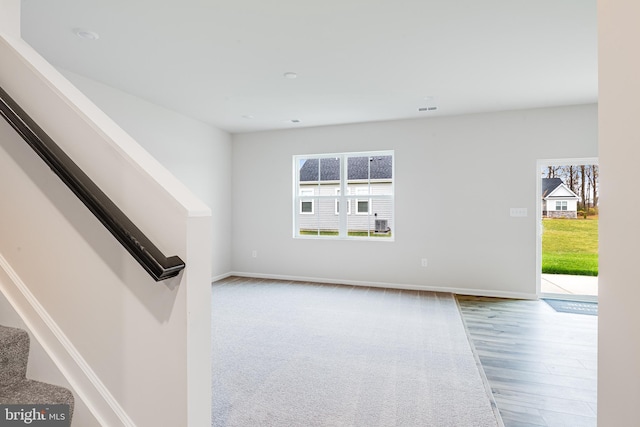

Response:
(510, 208), (528, 217)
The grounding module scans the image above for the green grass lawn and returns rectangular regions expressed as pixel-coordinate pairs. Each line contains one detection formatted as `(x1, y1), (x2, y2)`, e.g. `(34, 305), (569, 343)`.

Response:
(542, 218), (598, 276)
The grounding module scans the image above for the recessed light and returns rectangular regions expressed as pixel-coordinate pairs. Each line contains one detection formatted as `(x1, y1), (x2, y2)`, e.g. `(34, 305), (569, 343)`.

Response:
(73, 28), (100, 40)
(241, 115), (254, 119)
(283, 72), (298, 79)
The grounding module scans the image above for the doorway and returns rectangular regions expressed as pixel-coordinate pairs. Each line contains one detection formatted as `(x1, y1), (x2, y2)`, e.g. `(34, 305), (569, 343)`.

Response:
(537, 159), (599, 302)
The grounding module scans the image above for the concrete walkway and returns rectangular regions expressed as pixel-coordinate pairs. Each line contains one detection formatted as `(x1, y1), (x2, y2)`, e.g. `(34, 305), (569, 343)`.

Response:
(541, 273), (598, 297)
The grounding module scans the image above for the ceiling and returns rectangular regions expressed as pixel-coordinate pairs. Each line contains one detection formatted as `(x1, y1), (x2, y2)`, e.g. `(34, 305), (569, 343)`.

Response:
(20, 0), (597, 134)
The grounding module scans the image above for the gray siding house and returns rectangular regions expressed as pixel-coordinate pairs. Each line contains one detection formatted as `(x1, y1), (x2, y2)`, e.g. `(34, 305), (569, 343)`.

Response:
(298, 155), (393, 235)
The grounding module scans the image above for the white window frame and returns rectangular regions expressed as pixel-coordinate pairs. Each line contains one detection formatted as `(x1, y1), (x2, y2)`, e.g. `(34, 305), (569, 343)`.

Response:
(299, 189), (314, 214)
(293, 150), (394, 240)
(355, 187), (372, 215)
(555, 200), (567, 211)
(335, 188), (351, 215)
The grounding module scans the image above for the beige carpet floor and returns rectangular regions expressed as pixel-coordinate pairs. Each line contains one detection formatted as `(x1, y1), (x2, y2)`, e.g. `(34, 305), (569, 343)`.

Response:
(212, 277), (501, 427)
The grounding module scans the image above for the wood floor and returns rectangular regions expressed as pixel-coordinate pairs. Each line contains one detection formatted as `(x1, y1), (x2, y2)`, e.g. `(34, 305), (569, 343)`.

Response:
(457, 296), (597, 427)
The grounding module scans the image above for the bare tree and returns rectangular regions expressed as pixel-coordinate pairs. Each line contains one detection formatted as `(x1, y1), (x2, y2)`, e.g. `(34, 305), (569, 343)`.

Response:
(562, 165), (579, 193)
(587, 165), (599, 212)
(546, 166), (561, 178)
(580, 165), (587, 218)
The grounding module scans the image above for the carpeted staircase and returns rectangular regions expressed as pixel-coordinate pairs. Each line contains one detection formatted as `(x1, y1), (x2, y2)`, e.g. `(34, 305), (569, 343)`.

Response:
(0, 325), (74, 418)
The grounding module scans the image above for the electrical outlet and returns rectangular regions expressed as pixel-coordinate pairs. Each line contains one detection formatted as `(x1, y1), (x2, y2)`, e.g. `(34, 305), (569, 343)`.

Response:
(252, 250), (257, 258)
(421, 258), (428, 267)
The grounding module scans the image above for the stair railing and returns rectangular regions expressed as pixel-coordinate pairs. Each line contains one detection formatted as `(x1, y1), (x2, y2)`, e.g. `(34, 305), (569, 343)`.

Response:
(0, 86), (185, 281)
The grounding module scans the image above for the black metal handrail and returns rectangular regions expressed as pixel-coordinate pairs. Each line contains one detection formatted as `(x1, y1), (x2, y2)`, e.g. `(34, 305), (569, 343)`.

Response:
(0, 86), (185, 281)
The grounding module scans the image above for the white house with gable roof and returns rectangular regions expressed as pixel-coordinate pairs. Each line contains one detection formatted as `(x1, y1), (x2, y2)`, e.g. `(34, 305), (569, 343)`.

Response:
(542, 178), (580, 218)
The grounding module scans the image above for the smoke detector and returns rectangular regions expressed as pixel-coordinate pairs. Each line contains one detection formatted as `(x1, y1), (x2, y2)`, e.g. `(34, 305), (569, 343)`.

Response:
(73, 28), (100, 40)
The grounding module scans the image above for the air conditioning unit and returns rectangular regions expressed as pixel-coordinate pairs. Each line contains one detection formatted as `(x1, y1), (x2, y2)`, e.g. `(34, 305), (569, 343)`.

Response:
(375, 219), (388, 233)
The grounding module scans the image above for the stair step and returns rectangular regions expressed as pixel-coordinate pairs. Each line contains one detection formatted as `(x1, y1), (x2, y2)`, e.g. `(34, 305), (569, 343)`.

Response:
(0, 378), (74, 414)
(0, 325), (75, 420)
(0, 325), (29, 388)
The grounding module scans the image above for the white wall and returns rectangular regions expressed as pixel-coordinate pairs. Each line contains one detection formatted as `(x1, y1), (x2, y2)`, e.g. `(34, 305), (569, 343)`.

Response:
(0, 32), (211, 426)
(0, 0), (19, 37)
(60, 71), (232, 280)
(232, 105), (597, 297)
(598, 0), (640, 424)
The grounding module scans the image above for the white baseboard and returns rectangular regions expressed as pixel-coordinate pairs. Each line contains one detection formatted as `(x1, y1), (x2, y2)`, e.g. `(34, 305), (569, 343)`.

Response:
(227, 271), (538, 300)
(0, 254), (136, 427)
(211, 272), (232, 283)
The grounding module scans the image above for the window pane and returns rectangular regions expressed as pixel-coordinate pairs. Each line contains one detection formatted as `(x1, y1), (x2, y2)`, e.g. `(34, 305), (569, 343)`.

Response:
(300, 188), (314, 214)
(347, 199), (393, 238)
(371, 199), (393, 237)
(347, 156), (370, 181)
(299, 158), (318, 182)
(354, 187), (370, 214)
(317, 197), (339, 234)
(298, 196), (318, 235)
(347, 203), (371, 237)
(298, 157), (341, 182)
(347, 155), (393, 193)
(320, 158), (340, 181)
(370, 155), (393, 196)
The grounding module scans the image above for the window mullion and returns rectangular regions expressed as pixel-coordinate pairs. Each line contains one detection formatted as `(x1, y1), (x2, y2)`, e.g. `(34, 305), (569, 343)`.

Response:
(339, 155), (347, 237)
(367, 157), (372, 237)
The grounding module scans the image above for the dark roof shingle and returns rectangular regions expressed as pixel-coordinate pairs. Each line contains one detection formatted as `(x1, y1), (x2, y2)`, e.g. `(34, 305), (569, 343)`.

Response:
(300, 155), (392, 181)
(542, 177), (563, 198)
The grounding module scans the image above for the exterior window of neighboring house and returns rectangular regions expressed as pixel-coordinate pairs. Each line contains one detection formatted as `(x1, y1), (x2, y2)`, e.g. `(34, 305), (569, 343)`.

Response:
(335, 189), (351, 215)
(294, 151), (394, 240)
(300, 189), (314, 214)
(556, 201), (567, 211)
(355, 187), (371, 215)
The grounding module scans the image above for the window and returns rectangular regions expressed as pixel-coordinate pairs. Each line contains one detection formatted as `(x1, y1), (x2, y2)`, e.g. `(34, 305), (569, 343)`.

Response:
(335, 189), (351, 215)
(294, 151), (394, 239)
(300, 189), (314, 214)
(556, 201), (567, 211)
(355, 187), (371, 215)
